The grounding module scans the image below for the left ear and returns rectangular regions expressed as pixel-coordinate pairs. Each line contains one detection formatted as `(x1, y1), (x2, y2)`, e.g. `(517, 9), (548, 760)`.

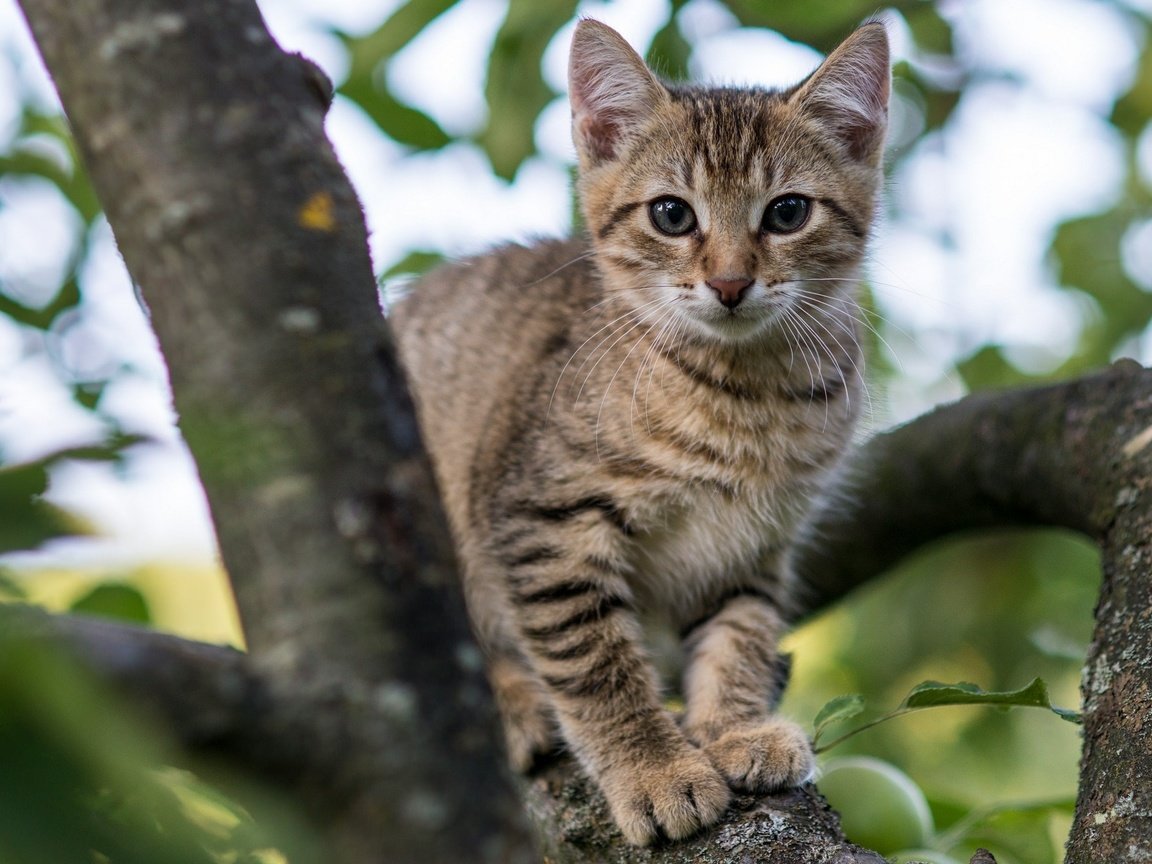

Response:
(791, 22), (890, 164)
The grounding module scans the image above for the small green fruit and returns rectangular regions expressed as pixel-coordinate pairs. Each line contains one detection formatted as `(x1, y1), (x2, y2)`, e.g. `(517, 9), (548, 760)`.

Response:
(817, 756), (934, 854)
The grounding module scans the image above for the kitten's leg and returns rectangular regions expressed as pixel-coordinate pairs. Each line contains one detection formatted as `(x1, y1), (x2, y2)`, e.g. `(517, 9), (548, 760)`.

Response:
(505, 524), (730, 845)
(487, 650), (558, 772)
(681, 592), (815, 792)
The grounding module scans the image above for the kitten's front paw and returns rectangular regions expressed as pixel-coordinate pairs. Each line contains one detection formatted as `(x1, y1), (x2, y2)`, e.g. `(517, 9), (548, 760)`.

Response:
(702, 719), (815, 793)
(602, 748), (731, 846)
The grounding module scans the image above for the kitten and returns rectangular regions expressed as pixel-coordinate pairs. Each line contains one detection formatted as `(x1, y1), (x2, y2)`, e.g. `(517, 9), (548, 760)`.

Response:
(391, 19), (889, 846)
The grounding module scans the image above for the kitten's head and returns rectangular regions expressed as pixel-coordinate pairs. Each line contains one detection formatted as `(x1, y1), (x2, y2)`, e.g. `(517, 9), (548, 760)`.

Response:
(568, 19), (889, 345)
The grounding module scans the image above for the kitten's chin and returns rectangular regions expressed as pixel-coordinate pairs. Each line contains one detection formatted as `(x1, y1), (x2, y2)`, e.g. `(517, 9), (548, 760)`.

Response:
(679, 305), (786, 345)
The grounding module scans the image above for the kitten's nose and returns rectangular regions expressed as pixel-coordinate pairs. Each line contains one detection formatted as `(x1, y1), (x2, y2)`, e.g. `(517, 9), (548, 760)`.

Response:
(706, 277), (753, 309)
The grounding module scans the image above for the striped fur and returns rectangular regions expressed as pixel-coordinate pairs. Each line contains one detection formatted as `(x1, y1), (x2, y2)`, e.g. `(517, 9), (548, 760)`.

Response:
(391, 19), (889, 846)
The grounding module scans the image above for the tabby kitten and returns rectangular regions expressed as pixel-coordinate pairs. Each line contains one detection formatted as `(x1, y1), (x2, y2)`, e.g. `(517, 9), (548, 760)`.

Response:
(392, 19), (889, 845)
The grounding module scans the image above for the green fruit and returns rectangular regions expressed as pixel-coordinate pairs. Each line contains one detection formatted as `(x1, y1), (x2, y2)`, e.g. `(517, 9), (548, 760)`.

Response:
(890, 851), (964, 864)
(817, 756), (934, 854)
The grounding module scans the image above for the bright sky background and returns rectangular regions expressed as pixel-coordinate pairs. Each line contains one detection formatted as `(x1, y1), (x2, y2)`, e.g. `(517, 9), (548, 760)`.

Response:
(0, 0), (1150, 567)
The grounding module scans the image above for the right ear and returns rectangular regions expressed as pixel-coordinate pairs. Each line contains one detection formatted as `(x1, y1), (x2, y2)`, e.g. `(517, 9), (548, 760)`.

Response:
(568, 19), (669, 166)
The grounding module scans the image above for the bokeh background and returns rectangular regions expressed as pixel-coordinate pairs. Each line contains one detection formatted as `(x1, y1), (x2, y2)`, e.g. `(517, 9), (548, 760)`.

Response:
(1, 0), (1150, 860)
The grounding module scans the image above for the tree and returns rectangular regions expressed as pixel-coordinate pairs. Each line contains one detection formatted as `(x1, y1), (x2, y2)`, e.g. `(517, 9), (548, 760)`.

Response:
(2, 0), (1150, 862)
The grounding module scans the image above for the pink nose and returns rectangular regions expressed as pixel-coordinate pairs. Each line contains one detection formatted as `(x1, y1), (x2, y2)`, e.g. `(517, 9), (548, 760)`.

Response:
(706, 277), (753, 309)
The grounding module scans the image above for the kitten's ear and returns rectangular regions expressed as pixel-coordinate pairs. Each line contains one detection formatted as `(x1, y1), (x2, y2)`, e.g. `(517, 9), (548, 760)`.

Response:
(792, 22), (890, 164)
(569, 19), (669, 165)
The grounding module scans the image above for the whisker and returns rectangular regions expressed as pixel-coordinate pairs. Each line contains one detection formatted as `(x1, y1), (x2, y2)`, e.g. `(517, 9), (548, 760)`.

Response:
(776, 306), (830, 431)
(594, 301), (679, 448)
(546, 295), (669, 422)
(575, 300), (668, 406)
(629, 305), (682, 437)
(521, 249), (599, 288)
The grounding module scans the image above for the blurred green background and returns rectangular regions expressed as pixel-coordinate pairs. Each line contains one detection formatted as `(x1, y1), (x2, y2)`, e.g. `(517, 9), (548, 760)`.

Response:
(2, 0), (1149, 860)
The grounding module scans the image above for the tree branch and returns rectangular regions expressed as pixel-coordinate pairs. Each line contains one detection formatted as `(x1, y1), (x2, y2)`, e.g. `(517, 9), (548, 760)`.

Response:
(794, 360), (1152, 862)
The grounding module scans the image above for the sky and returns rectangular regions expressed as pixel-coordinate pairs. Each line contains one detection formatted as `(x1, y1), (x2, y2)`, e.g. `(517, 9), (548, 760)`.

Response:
(0, 0), (1150, 567)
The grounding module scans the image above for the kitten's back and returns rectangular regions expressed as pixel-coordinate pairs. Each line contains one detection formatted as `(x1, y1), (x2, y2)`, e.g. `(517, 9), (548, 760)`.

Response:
(392, 237), (596, 536)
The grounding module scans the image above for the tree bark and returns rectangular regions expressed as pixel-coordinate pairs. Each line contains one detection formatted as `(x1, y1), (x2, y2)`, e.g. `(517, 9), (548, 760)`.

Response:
(14, 0), (534, 861)
(10, 0), (1152, 861)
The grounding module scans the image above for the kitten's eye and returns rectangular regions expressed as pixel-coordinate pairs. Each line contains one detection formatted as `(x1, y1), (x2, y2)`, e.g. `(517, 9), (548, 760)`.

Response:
(649, 197), (697, 236)
(762, 195), (811, 234)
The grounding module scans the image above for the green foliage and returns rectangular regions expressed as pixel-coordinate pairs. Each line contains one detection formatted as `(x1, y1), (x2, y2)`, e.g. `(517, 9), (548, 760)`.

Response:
(478, 0), (580, 179)
(69, 582), (152, 625)
(336, 0), (457, 149)
(0, 626), (303, 864)
(0, 439), (141, 555)
(813, 677), (1080, 753)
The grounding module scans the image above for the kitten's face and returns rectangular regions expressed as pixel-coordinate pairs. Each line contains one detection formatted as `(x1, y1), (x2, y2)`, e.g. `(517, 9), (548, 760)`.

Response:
(569, 21), (889, 346)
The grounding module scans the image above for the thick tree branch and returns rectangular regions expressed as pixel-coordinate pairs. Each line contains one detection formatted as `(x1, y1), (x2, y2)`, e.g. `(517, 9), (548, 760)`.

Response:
(15, 0), (533, 860)
(1, 604), (257, 747)
(795, 360), (1152, 862)
(793, 361), (1149, 611)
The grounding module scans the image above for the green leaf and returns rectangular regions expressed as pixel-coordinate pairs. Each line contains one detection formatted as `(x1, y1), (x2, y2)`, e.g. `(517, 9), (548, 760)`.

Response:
(722, 2), (880, 50)
(646, 0), (692, 81)
(0, 274), (81, 331)
(901, 678), (1081, 724)
(380, 249), (444, 281)
(478, 0), (579, 178)
(1052, 210), (1152, 370)
(813, 694), (866, 738)
(340, 0), (462, 70)
(4, 108), (103, 223)
(337, 0), (459, 150)
(0, 460), (89, 554)
(0, 437), (142, 554)
(72, 380), (108, 412)
(69, 583), (152, 625)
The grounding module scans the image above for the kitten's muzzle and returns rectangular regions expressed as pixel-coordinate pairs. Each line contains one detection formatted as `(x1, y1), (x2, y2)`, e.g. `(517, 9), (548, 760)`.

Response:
(706, 277), (753, 309)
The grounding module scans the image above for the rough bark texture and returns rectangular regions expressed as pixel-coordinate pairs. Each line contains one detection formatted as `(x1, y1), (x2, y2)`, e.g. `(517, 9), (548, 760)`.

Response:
(10, 0), (1152, 860)
(15, 0), (534, 861)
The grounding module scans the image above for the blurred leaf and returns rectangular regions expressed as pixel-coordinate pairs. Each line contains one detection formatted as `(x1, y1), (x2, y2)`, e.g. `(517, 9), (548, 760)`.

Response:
(73, 379), (109, 411)
(337, 0), (458, 150)
(3, 109), (102, 223)
(956, 345), (1037, 391)
(1110, 19), (1152, 136)
(0, 437), (143, 554)
(339, 80), (451, 150)
(646, 0), (692, 81)
(0, 461), (91, 554)
(340, 0), (461, 68)
(901, 678), (1081, 723)
(941, 800), (1074, 864)
(813, 693), (867, 741)
(479, 0), (579, 178)
(0, 628), (215, 864)
(902, 3), (954, 56)
(0, 273), (81, 330)
(70, 583), (152, 625)
(380, 249), (444, 281)
(722, 1), (881, 50)
(933, 794), (1075, 860)
(1052, 210), (1152, 368)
